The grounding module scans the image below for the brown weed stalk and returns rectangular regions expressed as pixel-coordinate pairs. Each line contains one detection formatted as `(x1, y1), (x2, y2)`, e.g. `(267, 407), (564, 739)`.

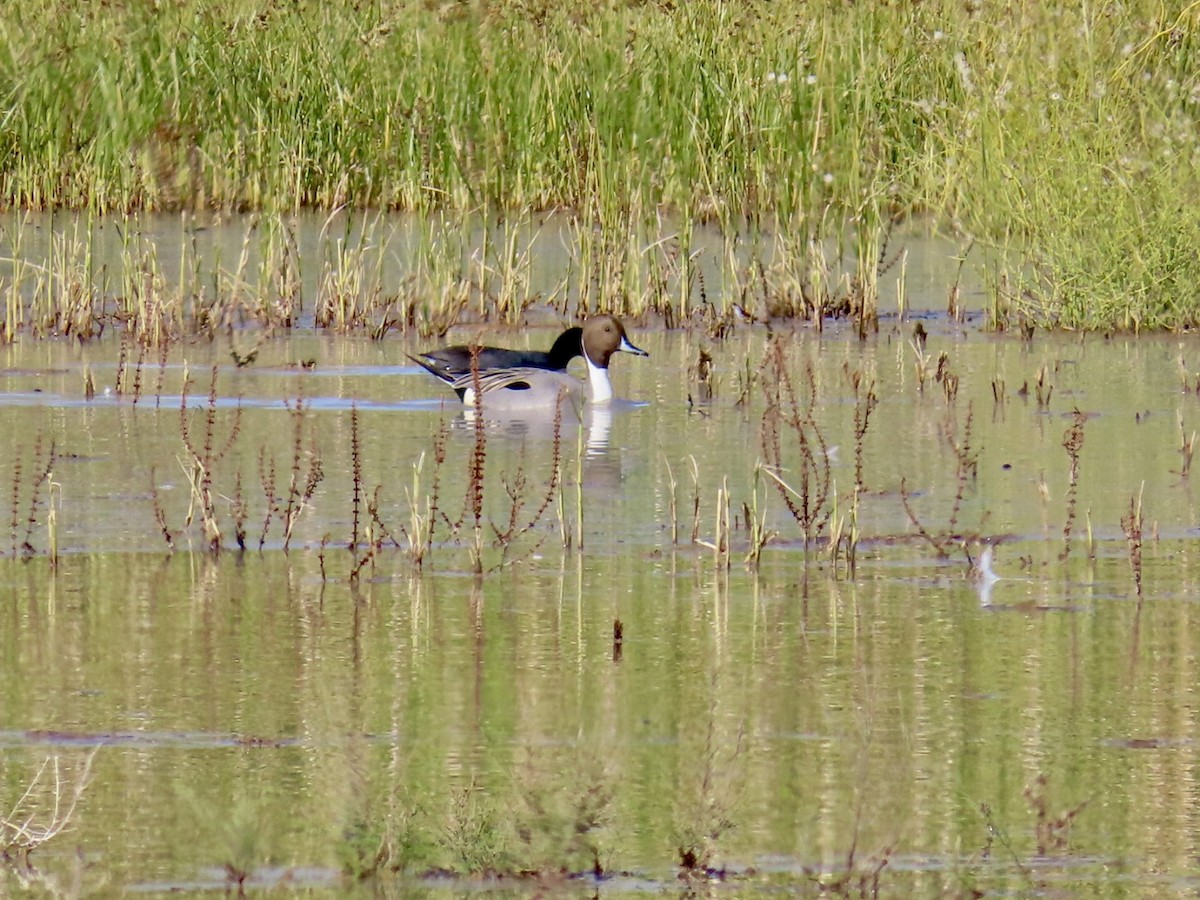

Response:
(1121, 487), (1145, 598)
(365, 486), (402, 552)
(1059, 409), (1086, 563)
(991, 375), (1007, 409)
(850, 368), (878, 492)
(935, 352), (959, 404)
(257, 448), (277, 551)
(7, 451), (20, 556)
(489, 395), (564, 569)
(945, 403), (978, 537)
(24, 437), (57, 560)
(279, 396), (323, 552)
(1035, 363), (1053, 410)
(129, 341), (147, 405)
(899, 477), (944, 556)
(179, 366), (243, 553)
(148, 467), (176, 551)
(467, 352), (487, 574)
(154, 341), (169, 407)
(350, 403), (363, 551)
(689, 347), (715, 405)
(805, 830), (892, 896)
(353, 480), (404, 582)
(901, 404), (980, 559)
(1024, 774), (1089, 857)
(231, 471), (248, 551)
(253, 391), (323, 551)
(759, 337), (831, 545)
(6, 433), (57, 560)
(114, 332), (129, 396)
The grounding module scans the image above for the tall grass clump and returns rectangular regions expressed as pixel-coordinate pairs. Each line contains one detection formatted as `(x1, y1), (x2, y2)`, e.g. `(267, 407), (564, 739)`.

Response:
(930, 6), (1200, 329)
(0, 1), (1113, 218)
(5, 0), (1000, 228)
(4, 2), (1200, 328)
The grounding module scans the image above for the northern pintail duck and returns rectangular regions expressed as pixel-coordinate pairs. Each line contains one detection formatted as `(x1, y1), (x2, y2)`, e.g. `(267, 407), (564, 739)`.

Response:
(412, 315), (647, 410)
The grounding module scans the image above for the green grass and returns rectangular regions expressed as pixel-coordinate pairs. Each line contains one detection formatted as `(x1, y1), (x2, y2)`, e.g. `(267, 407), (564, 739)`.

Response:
(3, 0), (1200, 329)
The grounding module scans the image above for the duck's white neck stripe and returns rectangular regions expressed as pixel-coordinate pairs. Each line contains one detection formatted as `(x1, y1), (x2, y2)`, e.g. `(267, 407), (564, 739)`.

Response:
(586, 355), (614, 404)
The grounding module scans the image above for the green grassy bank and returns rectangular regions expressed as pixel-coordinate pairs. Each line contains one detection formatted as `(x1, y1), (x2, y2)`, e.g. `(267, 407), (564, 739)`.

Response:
(3, 0), (1200, 329)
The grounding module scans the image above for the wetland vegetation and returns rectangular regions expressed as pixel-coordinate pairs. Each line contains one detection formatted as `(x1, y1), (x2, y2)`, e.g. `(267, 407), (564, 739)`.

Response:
(5, 1), (1200, 896)
(3, 0), (1200, 330)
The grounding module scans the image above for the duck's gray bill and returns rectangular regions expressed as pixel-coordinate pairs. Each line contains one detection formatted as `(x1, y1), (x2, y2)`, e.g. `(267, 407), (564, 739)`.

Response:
(620, 336), (649, 357)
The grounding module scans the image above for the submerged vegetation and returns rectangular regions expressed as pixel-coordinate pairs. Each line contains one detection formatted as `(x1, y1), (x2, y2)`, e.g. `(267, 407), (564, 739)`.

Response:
(2, 0), (1200, 329)
(0, 332), (1165, 602)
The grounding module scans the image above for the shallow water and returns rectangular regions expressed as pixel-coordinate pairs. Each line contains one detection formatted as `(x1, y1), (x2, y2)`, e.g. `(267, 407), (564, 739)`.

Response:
(5, 309), (1200, 894)
(0, 211), (972, 330)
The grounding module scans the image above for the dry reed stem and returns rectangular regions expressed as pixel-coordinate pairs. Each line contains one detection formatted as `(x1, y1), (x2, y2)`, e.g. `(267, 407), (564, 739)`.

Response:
(1, 749), (98, 863)
(826, 485), (861, 579)
(1177, 411), (1196, 478)
(910, 336), (932, 393)
(743, 464), (775, 569)
(935, 352), (958, 404)
(663, 454), (679, 546)
(694, 475), (731, 567)
(1035, 364), (1053, 410)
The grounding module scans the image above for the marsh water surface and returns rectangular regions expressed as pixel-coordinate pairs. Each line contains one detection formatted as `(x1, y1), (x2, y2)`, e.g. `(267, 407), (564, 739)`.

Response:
(3, 228), (1200, 896)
